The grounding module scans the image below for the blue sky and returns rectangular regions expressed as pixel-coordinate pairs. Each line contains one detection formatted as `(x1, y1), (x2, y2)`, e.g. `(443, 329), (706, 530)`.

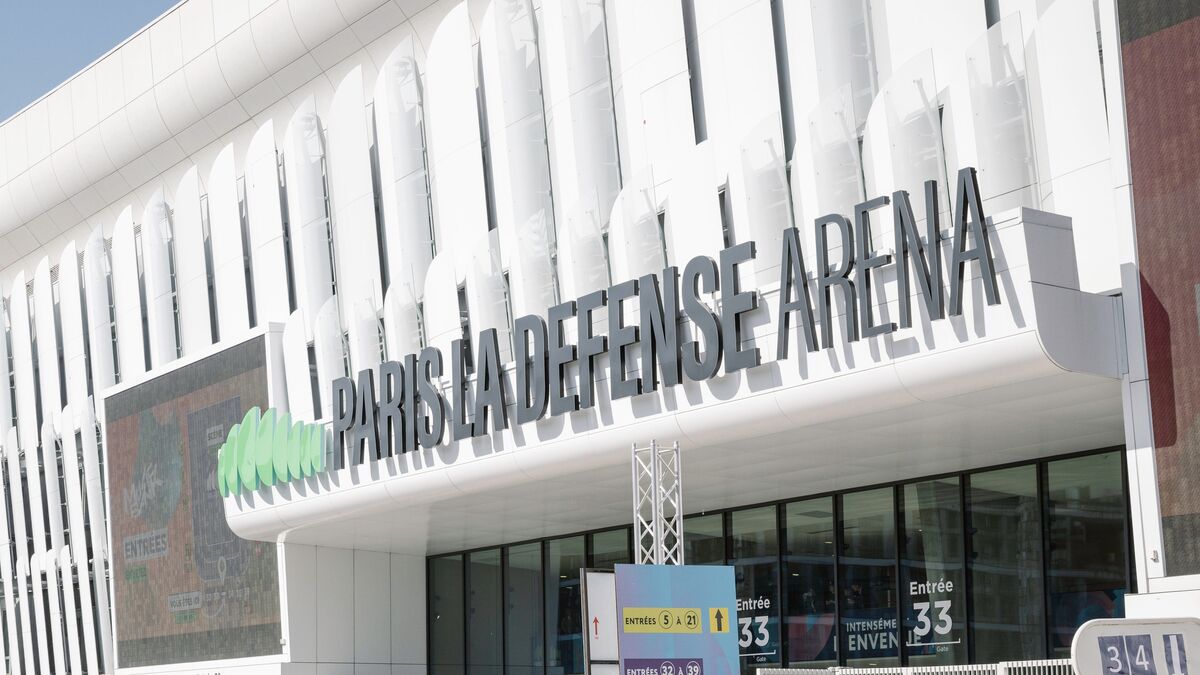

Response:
(0, 1), (179, 121)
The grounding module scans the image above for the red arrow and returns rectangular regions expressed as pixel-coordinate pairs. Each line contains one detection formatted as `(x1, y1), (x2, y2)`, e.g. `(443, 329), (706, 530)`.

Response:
(593, 616), (600, 638)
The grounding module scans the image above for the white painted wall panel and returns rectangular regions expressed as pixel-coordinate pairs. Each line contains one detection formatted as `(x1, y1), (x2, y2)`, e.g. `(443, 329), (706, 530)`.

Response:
(0, 282), (11, 440)
(424, 3), (490, 273)
(605, 0), (695, 190)
(861, 52), (946, 221)
(283, 310), (316, 421)
(78, 401), (114, 671)
(28, 552), (50, 675)
(480, 0), (558, 319)
(8, 272), (38, 451)
(32, 258), (62, 421)
(59, 410), (99, 675)
(0, 440), (19, 675)
(692, 0), (782, 171)
(664, 142), (723, 267)
(207, 143), (252, 341)
(246, 119), (293, 324)
(381, 285), (421, 362)
(5, 430), (34, 675)
(539, 0), (618, 300)
(39, 425), (68, 675)
(1027, 0), (1117, 292)
(607, 178), (664, 284)
(731, 117), (794, 287)
(57, 242), (89, 413)
(58, 546), (82, 674)
(326, 66), (384, 374)
(173, 165), (214, 355)
(142, 189), (179, 367)
(810, 0), (878, 131)
(111, 206), (147, 379)
(421, 254), (461, 362)
(284, 96), (335, 334)
(373, 39), (435, 304)
(313, 297), (345, 421)
(965, 14), (1039, 213)
(317, 546), (354, 663)
(354, 550), (390, 663)
(21, 426), (50, 675)
(82, 225), (117, 392)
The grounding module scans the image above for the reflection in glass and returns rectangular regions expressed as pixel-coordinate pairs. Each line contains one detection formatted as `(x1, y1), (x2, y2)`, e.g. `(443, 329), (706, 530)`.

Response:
(730, 506), (781, 670)
(546, 536), (585, 675)
(506, 543), (543, 675)
(901, 478), (965, 665)
(685, 514), (725, 565)
(784, 498), (837, 667)
(430, 554), (465, 675)
(467, 549), (503, 675)
(591, 528), (631, 569)
(965, 12), (1039, 212)
(1046, 452), (1128, 655)
(839, 488), (899, 667)
(968, 465), (1045, 662)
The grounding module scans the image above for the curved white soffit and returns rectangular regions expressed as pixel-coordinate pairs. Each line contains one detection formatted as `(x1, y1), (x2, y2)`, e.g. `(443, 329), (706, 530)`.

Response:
(0, 0), (434, 263)
(226, 207), (1126, 546)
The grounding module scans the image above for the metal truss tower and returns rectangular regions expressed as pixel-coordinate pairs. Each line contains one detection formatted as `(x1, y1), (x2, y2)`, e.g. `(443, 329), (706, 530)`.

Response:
(632, 440), (684, 565)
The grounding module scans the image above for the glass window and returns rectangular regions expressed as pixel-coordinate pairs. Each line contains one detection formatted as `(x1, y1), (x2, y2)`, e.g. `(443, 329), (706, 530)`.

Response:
(506, 543), (544, 675)
(784, 498), (837, 667)
(430, 555), (465, 675)
(467, 549), (502, 675)
(968, 465), (1046, 662)
(1046, 452), (1128, 655)
(546, 536), (585, 675)
(684, 514), (724, 564)
(729, 506), (781, 671)
(901, 478), (966, 665)
(591, 528), (631, 569)
(839, 488), (899, 667)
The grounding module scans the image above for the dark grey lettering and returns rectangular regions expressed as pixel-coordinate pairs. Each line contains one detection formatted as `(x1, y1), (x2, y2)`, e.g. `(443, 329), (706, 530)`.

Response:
(719, 241), (760, 371)
(816, 213), (858, 347)
(514, 314), (548, 425)
(681, 256), (722, 380)
(854, 195), (895, 338)
(472, 328), (508, 435)
(608, 279), (641, 400)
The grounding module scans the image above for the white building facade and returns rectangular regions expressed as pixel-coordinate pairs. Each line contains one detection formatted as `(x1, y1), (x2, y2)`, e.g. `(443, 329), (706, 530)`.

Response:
(0, 0), (1191, 672)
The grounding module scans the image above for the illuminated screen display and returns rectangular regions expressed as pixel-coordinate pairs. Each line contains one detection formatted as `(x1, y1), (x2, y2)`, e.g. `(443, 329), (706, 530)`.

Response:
(105, 336), (282, 667)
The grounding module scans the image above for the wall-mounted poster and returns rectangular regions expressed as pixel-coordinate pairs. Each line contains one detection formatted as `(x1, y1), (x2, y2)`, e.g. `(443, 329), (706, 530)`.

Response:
(105, 336), (282, 668)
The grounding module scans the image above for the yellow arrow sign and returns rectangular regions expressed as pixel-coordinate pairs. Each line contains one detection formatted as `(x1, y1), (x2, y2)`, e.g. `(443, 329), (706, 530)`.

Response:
(709, 607), (731, 633)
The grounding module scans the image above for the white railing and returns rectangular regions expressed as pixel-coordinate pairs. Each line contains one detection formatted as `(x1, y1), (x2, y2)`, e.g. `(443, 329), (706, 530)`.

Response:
(762, 658), (1073, 675)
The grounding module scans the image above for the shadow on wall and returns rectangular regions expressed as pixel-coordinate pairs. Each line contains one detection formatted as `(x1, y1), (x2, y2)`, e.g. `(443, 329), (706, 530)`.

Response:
(1142, 272), (1176, 448)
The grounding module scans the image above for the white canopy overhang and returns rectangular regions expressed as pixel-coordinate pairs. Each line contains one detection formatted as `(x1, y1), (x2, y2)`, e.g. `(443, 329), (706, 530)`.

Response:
(226, 207), (1125, 555)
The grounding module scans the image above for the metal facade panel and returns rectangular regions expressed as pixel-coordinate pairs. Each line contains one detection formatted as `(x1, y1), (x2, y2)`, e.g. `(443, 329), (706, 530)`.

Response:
(207, 143), (251, 341)
(173, 165), (214, 355)
(110, 206), (147, 379)
(142, 189), (179, 367)
(245, 119), (292, 324)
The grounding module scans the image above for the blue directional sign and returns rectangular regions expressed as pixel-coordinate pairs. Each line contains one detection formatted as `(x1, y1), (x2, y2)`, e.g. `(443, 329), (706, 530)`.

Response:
(615, 564), (740, 675)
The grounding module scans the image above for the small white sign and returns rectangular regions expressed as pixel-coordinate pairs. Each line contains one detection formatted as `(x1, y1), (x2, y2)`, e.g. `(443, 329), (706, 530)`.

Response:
(1072, 618), (1200, 675)
(585, 571), (619, 663)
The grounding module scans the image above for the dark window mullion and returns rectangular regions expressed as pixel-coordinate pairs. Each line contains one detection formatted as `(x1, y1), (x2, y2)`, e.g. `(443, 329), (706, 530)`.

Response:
(894, 485), (905, 667)
(1039, 461), (1053, 660)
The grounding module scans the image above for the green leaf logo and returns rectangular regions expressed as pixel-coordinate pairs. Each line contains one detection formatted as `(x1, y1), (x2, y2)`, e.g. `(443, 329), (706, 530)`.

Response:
(216, 407), (327, 497)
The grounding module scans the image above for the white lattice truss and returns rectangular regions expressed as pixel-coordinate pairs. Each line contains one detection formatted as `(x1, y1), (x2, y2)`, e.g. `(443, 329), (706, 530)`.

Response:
(632, 440), (684, 565)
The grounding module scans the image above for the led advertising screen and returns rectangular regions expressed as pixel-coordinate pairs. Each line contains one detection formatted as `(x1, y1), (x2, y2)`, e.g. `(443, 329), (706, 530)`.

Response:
(105, 336), (282, 668)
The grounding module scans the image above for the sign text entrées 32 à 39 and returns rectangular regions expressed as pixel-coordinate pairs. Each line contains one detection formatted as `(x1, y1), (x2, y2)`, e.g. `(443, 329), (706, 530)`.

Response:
(329, 167), (1001, 467)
